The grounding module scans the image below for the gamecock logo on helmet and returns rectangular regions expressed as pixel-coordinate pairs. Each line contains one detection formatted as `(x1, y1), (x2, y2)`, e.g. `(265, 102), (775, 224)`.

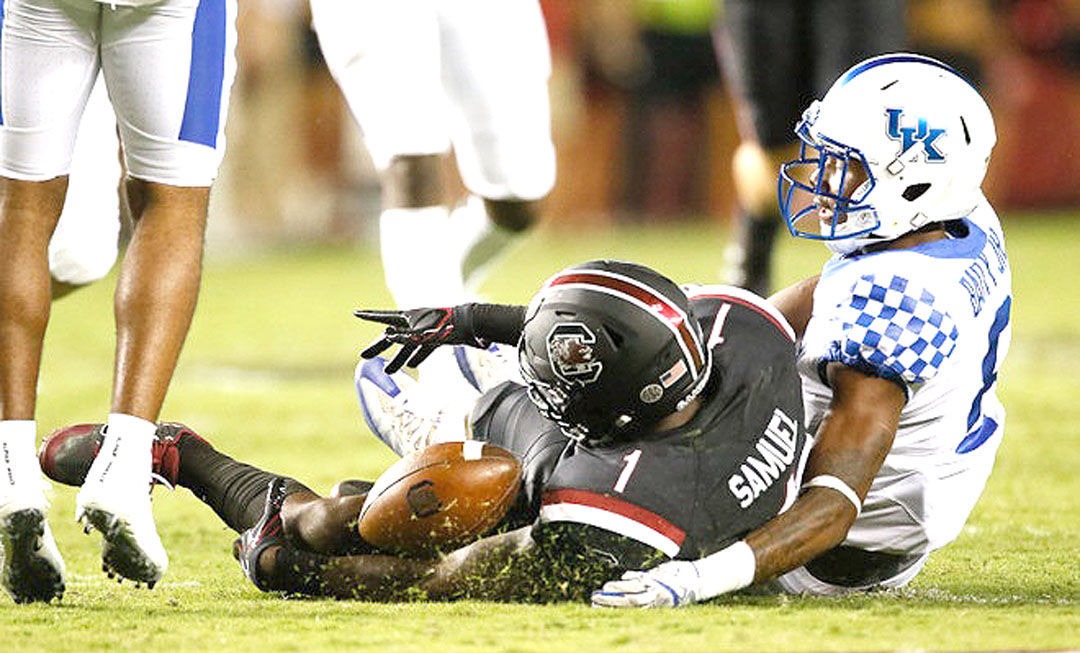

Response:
(547, 323), (603, 385)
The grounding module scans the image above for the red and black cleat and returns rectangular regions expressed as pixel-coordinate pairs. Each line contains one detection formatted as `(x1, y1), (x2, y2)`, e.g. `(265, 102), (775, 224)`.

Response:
(234, 478), (289, 592)
(38, 422), (204, 490)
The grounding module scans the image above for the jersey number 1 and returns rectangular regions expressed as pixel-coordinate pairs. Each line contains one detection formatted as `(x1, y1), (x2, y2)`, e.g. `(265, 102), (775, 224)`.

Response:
(613, 449), (642, 493)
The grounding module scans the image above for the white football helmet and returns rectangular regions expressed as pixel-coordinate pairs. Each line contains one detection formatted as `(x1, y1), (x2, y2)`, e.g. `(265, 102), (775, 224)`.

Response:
(779, 53), (996, 255)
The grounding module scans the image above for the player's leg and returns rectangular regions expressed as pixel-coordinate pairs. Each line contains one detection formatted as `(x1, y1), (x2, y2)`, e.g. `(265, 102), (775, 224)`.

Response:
(311, 0), (467, 309)
(716, 0), (808, 296)
(168, 430), (367, 555)
(74, 0), (238, 585)
(48, 72), (125, 300)
(39, 422), (367, 555)
(0, 0), (105, 603)
(808, 0), (907, 100)
(438, 0), (555, 291)
(354, 356), (475, 457)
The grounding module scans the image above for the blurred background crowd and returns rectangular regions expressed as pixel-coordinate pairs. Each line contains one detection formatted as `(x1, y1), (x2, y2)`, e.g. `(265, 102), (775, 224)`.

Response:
(207, 0), (1080, 251)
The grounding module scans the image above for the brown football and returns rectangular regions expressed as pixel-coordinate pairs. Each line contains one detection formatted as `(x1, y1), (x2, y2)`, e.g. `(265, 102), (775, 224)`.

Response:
(357, 441), (522, 558)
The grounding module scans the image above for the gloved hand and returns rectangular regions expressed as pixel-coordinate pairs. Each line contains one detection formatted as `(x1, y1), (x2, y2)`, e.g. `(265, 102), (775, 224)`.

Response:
(591, 560), (703, 608)
(355, 306), (487, 373)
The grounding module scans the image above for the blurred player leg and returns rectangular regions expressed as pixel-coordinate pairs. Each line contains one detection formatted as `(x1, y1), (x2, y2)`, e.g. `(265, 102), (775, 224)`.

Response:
(75, 0), (238, 586)
(717, 0), (806, 296)
(354, 357), (473, 457)
(718, 0), (906, 295)
(0, 0), (108, 603)
(48, 72), (124, 299)
(438, 0), (555, 292)
(311, 0), (466, 309)
(312, 0), (482, 394)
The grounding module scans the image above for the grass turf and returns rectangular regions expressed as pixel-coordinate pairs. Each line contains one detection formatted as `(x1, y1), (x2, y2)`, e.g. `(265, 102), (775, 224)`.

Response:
(3, 213), (1079, 651)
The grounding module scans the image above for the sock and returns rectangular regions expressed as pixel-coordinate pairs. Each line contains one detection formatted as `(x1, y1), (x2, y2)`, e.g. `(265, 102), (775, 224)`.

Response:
(379, 206), (466, 307)
(449, 196), (517, 292)
(82, 413), (156, 489)
(175, 435), (310, 533)
(0, 420), (41, 497)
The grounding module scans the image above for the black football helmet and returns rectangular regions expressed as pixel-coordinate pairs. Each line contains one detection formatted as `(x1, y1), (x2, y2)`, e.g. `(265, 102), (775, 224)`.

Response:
(517, 260), (711, 444)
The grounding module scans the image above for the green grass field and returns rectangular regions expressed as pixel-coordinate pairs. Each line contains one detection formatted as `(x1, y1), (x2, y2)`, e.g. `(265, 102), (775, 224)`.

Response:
(4, 214), (1079, 651)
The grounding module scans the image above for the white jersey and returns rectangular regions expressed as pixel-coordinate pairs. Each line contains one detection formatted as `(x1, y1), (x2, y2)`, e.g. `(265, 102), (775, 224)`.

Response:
(797, 195), (1012, 558)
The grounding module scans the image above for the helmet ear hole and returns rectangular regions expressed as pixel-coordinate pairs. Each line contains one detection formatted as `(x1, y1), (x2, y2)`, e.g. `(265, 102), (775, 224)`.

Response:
(902, 183), (931, 201)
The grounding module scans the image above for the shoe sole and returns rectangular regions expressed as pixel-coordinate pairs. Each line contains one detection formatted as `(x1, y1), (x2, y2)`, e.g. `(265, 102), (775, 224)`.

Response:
(1, 508), (65, 604)
(80, 507), (163, 587)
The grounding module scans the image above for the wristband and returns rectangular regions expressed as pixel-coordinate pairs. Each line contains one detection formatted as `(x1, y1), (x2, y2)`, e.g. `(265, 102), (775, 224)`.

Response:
(802, 474), (862, 517)
(691, 540), (756, 599)
(466, 303), (527, 345)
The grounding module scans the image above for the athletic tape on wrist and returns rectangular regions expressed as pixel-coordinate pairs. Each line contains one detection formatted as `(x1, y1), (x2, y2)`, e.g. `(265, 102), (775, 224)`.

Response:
(802, 474), (862, 517)
(692, 540), (756, 600)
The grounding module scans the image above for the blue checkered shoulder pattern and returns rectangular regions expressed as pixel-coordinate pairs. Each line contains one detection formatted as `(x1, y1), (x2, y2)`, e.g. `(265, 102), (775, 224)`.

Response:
(825, 274), (959, 386)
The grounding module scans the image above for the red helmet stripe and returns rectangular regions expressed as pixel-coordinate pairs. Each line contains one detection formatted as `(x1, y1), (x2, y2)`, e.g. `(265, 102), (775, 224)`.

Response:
(546, 272), (704, 374)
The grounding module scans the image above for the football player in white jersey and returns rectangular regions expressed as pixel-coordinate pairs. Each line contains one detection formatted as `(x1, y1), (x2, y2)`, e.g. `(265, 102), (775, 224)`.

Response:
(309, 0), (555, 311)
(592, 53), (1013, 606)
(0, 0), (237, 602)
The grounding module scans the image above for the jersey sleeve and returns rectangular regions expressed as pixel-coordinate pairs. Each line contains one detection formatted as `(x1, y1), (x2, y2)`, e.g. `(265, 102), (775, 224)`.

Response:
(822, 273), (959, 390)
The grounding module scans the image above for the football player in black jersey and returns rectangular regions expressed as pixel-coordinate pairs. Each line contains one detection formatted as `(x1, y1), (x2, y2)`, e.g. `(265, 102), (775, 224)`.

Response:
(39, 260), (809, 602)
(343, 259), (809, 601)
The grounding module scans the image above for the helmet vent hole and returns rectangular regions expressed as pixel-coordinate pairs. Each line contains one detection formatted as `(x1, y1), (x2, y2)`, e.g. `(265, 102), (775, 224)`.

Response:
(902, 183), (931, 201)
(602, 325), (625, 349)
(960, 116), (971, 144)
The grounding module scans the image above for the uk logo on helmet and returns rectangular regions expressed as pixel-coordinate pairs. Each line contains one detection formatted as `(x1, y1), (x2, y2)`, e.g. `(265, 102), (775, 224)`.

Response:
(885, 108), (946, 162)
(547, 323), (603, 385)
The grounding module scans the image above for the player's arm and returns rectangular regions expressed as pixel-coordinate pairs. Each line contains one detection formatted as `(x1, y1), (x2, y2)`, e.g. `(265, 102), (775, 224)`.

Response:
(356, 303), (526, 372)
(768, 275), (819, 339)
(262, 527), (535, 601)
(743, 364), (903, 578)
(593, 364), (904, 607)
(256, 521), (659, 602)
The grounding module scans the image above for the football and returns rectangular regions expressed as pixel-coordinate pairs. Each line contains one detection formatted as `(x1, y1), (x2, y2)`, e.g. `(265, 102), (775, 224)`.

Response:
(357, 441), (523, 558)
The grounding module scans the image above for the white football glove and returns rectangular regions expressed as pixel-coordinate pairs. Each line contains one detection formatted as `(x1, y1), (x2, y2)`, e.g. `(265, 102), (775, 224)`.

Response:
(591, 560), (702, 608)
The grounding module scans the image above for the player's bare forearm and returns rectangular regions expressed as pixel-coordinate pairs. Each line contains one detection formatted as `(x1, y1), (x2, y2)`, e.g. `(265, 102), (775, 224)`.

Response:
(744, 487), (860, 581)
(417, 527), (536, 600)
(275, 527), (535, 601)
(746, 364), (903, 582)
(768, 275), (819, 339)
(308, 552), (437, 600)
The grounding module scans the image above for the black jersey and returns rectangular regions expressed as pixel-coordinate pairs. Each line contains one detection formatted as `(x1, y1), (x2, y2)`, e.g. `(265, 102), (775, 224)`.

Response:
(471, 285), (808, 560)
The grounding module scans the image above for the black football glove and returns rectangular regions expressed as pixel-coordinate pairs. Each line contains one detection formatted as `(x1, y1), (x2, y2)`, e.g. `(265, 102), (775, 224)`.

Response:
(355, 306), (488, 373)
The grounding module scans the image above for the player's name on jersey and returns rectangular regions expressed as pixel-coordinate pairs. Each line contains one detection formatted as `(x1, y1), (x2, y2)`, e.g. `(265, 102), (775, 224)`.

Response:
(960, 226), (1008, 317)
(728, 408), (800, 508)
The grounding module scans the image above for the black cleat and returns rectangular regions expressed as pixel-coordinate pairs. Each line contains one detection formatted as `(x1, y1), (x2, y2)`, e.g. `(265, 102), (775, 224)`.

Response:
(39, 421), (201, 489)
(1, 508), (65, 604)
(235, 479), (289, 592)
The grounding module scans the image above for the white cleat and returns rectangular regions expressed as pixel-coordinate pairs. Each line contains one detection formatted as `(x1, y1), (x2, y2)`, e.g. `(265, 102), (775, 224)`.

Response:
(75, 437), (167, 586)
(0, 499), (66, 604)
(355, 357), (469, 456)
(454, 343), (522, 394)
